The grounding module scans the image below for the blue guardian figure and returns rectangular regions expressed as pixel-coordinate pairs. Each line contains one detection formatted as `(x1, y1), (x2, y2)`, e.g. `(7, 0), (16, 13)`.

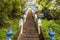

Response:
(49, 27), (55, 40)
(6, 28), (13, 40)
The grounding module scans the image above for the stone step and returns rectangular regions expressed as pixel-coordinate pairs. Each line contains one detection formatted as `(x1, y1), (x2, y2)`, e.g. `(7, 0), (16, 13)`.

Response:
(23, 29), (38, 33)
(23, 29), (37, 31)
(20, 35), (40, 38)
(20, 37), (40, 40)
(23, 32), (38, 35)
(23, 27), (37, 29)
(23, 30), (38, 33)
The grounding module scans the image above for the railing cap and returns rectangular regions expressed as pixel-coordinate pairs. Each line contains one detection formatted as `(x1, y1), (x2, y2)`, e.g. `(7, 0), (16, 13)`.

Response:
(38, 16), (40, 19)
(20, 16), (23, 19)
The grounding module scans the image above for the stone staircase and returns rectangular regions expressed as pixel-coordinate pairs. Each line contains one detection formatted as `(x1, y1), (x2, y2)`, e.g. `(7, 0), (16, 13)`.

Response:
(20, 12), (40, 40)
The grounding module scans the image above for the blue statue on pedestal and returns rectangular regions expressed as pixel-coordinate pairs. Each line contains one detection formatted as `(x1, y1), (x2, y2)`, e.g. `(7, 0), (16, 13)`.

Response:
(49, 27), (55, 40)
(6, 28), (13, 40)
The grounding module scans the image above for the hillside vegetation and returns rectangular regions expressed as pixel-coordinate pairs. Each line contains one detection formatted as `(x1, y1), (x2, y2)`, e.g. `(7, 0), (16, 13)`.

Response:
(0, 0), (60, 40)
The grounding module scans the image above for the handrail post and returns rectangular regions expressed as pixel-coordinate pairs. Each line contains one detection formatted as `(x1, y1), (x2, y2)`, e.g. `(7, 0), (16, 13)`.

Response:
(49, 27), (55, 40)
(6, 28), (13, 40)
(38, 16), (41, 34)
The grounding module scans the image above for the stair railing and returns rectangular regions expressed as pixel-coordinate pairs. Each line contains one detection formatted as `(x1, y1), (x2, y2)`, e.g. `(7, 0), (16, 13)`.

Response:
(34, 13), (41, 34)
(17, 16), (23, 40)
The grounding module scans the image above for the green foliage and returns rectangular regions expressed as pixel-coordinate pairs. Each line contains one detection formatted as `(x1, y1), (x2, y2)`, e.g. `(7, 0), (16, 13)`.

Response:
(42, 19), (60, 40)
(0, 0), (60, 40)
(0, 0), (24, 39)
(37, 0), (60, 19)
(0, 19), (19, 40)
(0, 0), (22, 27)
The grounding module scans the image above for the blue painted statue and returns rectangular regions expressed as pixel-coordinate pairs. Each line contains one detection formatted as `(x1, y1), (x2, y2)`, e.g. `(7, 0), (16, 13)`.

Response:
(6, 28), (13, 40)
(49, 27), (55, 40)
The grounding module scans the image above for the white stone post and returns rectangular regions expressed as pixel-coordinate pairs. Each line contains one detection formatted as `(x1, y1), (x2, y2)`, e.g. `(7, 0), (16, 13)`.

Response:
(38, 16), (41, 34)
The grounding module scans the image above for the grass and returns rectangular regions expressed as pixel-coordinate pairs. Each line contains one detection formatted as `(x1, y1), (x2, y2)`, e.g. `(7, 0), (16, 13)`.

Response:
(41, 19), (60, 40)
(0, 18), (19, 40)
